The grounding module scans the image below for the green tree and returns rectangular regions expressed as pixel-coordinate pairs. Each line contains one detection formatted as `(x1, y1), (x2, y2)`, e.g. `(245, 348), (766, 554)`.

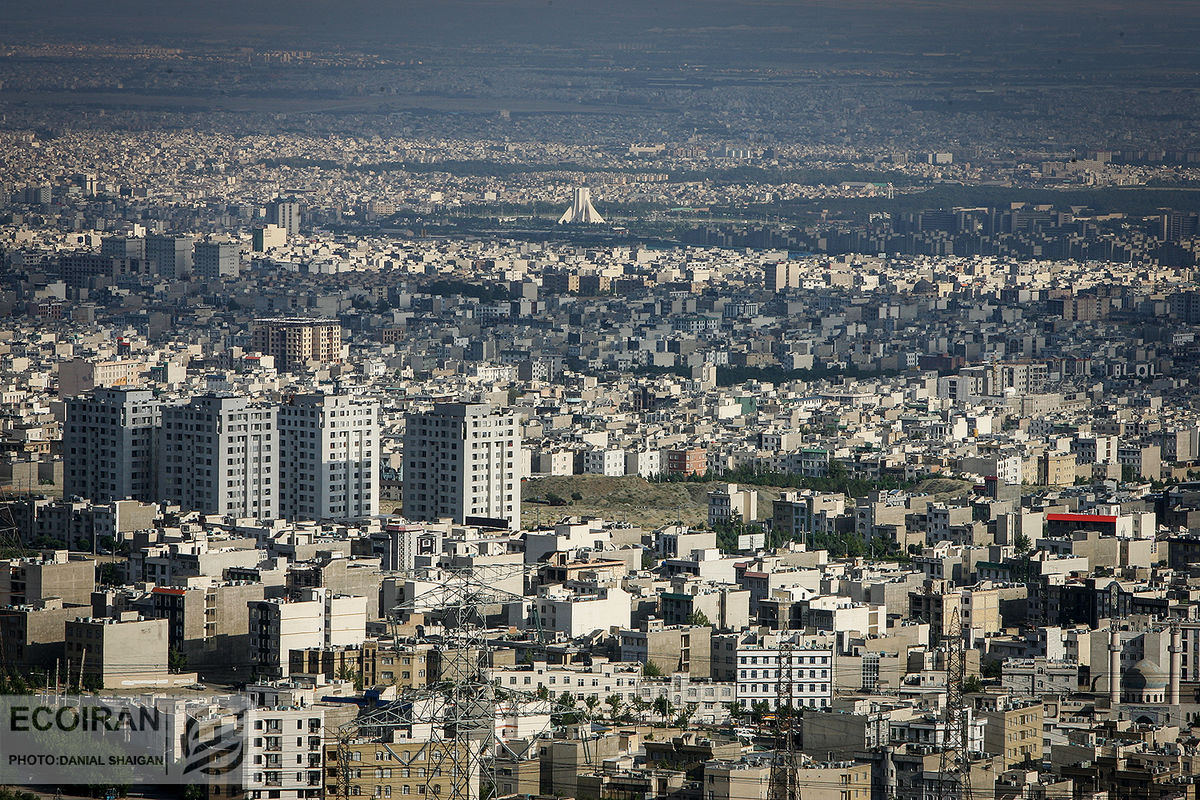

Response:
(631, 696), (651, 721)
(642, 660), (664, 678)
(168, 647), (188, 673)
(605, 694), (623, 720)
(652, 695), (673, 722)
(673, 703), (698, 728)
(1014, 532), (1032, 556)
(685, 610), (712, 627)
(981, 659), (1003, 679)
(963, 675), (984, 694)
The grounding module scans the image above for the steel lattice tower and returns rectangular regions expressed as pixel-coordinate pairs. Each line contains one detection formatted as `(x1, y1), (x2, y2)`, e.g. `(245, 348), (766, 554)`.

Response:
(335, 560), (571, 800)
(768, 636), (802, 800)
(936, 607), (971, 800)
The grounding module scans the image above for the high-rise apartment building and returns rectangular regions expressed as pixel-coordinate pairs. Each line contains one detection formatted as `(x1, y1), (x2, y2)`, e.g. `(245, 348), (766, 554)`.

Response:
(278, 393), (379, 521)
(159, 395), (278, 518)
(267, 199), (301, 235)
(193, 240), (239, 279)
(100, 234), (145, 260)
(250, 318), (342, 371)
(64, 387), (161, 503)
(145, 233), (194, 279)
(402, 402), (521, 529)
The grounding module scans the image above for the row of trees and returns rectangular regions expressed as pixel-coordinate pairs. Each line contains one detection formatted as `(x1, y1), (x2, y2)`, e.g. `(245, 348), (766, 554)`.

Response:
(536, 681), (701, 729)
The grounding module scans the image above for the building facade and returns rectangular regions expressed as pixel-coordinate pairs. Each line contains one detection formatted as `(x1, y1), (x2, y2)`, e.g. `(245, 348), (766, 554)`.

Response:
(402, 403), (521, 530)
(64, 386), (161, 503)
(159, 395), (279, 518)
(278, 393), (379, 521)
(250, 318), (342, 371)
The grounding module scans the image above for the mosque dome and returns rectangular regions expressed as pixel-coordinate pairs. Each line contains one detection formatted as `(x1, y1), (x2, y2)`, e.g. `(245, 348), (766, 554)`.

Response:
(1123, 658), (1167, 691)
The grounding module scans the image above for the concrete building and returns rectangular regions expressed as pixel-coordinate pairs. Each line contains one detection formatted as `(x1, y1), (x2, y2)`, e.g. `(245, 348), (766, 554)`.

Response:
(619, 621), (712, 676)
(0, 597), (90, 670)
(364, 522), (442, 573)
(65, 612), (186, 689)
(145, 233), (193, 279)
(324, 736), (474, 800)
(290, 639), (437, 689)
(734, 633), (834, 710)
(193, 239), (239, 279)
(529, 586), (631, 637)
(252, 224), (286, 251)
(0, 550), (95, 607)
(772, 491), (845, 544)
(250, 318), (342, 371)
(708, 483), (758, 527)
(974, 695), (1044, 768)
(268, 199), (302, 234)
(242, 704), (326, 800)
(278, 393), (379, 521)
(403, 402), (521, 530)
(149, 581), (265, 672)
(248, 588), (367, 678)
(63, 386), (160, 503)
(286, 554), (383, 619)
(159, 395), (279, 518)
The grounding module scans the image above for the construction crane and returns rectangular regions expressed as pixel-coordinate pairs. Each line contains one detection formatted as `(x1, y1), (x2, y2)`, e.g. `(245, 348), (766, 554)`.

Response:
(768, 634), (802, 800)
(936, 606), (971, 800)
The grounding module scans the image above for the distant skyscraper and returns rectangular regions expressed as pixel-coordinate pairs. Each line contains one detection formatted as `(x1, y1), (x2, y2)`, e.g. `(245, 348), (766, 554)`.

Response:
(402, 402), (521, 529)
(267, 199), (302, 235)
(159, 395), (278, 518)
(193, 240), (239, 279)
(145, 233), (194, 279)
(278, 393), (379, 521)
(64, 387), (161, 502)
(557, 186), (605, 224)
(250, 318), (342, 371)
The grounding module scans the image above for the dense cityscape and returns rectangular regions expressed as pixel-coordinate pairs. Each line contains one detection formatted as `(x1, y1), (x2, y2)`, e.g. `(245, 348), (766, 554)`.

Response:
(3, 3), (1200, 800)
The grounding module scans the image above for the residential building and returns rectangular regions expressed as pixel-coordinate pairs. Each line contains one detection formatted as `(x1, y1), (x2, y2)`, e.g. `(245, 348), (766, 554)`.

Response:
(159, 395), (279, 518)
(194, 239), (239, 279)
(278, 393), (379, 521)
(63, 386), (161, 503)
(0, 550), (95, 607)
(250, 318), (343, 371)
(403, 402), (521, 530)
(145, 233), (193, 279)
(248, 588), (367, 678)
(64, 612), (184, 689)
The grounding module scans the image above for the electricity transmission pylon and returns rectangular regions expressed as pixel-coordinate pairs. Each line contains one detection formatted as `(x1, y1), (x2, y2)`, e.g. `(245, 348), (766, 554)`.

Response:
(936, 607), (971, 800)
(335, 560), (566, 800)
(768, 634), (802, 800)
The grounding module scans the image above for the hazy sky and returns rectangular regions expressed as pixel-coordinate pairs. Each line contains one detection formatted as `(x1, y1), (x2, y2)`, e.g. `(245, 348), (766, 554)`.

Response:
(4, 0), (1200, 63)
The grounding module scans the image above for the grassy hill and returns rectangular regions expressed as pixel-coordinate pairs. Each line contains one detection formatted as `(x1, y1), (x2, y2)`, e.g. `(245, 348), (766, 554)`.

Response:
(522, 475), (790, 530)
(522, 474), (974, 530)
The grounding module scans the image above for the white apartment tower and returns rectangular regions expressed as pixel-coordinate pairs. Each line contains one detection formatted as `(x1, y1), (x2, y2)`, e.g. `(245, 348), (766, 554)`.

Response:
(159, 395), (278, 518)
(64, 387), (161, 502)
(403, 402), (521, 529)
(278, 393), (379, 521)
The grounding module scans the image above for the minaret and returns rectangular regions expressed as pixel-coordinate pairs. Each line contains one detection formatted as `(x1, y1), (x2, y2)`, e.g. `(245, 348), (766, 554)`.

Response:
(1109, 626), (1121, 704)
(557, 186), (605, 224)
(1169, 624), (1182, 707)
